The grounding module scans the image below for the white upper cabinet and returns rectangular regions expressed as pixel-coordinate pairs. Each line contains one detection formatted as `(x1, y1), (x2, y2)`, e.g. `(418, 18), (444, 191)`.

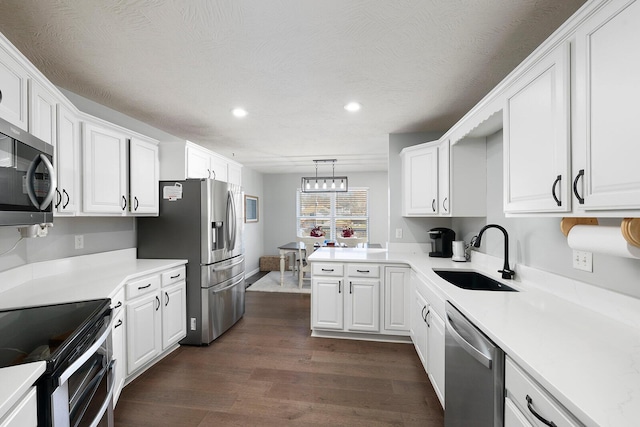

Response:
(186, 143), (227, 181)
(504, 43), (571, 213)
(129, 137), (159, 215)
(186, 143), (211, 179)
(401, 142), (439, 216)
(227, 162), (242, 185)
(438, 140), (450, 215)
(55, 104), (80, 215)
(573, 0), (640, 212)
(82, 118), (159, 216)
(28, 80), (57, 145)
(0, 45), (28, 130)
(402, 138), (486, 218)
(82, 121), (129, 214)
(161, 140), (241, 184)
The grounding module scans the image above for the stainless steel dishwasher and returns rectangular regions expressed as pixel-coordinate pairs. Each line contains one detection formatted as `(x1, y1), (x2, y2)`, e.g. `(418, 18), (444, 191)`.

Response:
(444, 301), (504, 427)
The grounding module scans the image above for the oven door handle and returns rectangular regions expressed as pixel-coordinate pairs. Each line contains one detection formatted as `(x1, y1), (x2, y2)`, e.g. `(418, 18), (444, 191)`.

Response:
(86, 359), (116, 427)
(58, 318), (113, 385)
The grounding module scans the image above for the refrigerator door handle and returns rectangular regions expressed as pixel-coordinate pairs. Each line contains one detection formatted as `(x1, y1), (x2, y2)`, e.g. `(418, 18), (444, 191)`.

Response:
(211, 257), (244, 272)
(210, 275), (244, 294)
(227, 190), (237, 249)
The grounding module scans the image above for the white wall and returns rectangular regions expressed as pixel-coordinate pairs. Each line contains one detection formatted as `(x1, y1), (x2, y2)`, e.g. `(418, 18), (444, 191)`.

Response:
(241, 167), (265, 276)
(261, 171), (388, 256)
(452, 130), (640, 299)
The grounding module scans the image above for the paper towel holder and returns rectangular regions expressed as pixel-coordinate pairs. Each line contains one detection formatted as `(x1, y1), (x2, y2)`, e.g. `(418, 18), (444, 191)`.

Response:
(560, 217), (640, 248)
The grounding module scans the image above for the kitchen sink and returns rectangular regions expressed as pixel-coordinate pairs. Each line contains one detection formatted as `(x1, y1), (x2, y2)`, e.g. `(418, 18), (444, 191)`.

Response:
(433, 270), (518, 292)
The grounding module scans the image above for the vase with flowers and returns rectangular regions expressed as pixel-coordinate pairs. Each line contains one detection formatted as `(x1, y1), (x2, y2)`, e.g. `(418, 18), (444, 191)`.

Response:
(310, 226), (325, 237)
(341, 226), (354, 238)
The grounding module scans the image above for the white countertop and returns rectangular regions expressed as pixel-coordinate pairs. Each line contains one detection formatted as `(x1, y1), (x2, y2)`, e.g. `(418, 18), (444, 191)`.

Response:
(309, 247), (640, 427)
(0, 250), (187, 309)
(0, 249), (187, 420)
(0, 362), (45, 419)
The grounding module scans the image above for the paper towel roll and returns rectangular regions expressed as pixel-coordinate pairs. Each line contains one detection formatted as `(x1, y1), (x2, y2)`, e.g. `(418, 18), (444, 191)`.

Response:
(567, 225), (640, 259)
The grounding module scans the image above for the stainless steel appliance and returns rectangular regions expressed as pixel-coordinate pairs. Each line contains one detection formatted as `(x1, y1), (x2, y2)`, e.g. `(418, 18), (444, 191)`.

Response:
(0, 115), (56, 226)
(0, 299), (114, 427)
(137, 179), (245, 345)
(444, 301), (504, 427)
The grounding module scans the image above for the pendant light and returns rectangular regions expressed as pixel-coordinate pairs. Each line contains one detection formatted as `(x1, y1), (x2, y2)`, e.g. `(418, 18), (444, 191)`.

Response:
(301, 159), (348, 193)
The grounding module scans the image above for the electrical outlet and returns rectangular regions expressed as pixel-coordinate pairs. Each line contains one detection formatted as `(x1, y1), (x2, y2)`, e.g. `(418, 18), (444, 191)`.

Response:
(395, 228), (403, 239)
(74, 235), (84, 250)
(572, 250), (593, 272)
(190, 318), (197, 331)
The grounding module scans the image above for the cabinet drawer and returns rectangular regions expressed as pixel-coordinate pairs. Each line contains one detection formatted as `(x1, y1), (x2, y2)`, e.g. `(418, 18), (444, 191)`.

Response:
(505, 357), (580, 427)
(126, 275), (160, 299)
(312, 263), (344, 276)
(162, 266), (186, 287)
(1, 387), (37, 427)
(346, 264), (379, 278)
(111, 288), (125, 315)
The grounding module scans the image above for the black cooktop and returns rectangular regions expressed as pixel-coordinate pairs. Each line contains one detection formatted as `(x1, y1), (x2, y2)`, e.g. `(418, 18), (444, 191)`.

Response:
(0, 299), (111, 372)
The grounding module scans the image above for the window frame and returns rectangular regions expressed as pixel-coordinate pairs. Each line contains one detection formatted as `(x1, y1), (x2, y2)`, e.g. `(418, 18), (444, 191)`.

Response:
(296, 187), (369, 241)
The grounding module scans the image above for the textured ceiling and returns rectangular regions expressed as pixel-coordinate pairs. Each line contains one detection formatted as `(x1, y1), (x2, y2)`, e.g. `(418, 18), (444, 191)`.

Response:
(0, 0), (586, 173)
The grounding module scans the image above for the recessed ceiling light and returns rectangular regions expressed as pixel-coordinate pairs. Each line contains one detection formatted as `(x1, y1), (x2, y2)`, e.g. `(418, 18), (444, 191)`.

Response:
(232, 108), (248, 118)
(344, 102), (361, 112)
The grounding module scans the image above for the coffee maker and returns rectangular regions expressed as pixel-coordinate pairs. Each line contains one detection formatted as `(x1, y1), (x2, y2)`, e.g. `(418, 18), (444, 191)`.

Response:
(428, 227), (455, 257)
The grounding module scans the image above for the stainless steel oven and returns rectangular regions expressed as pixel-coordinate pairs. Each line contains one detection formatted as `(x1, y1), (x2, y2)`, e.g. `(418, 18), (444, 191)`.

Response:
(0, 115), (56, 226)
(0, 299), (113, 427)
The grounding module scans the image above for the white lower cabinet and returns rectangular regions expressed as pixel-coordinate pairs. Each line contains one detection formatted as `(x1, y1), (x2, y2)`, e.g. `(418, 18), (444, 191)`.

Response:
(345, 277), (380, 332)
(505, 397), (534, 427)
(312, 276), (344, 330)
(161, 281), (187, 350)
(124, 266), (186, 377)
(0, 387), (37, 427)
(505, 356), (581, 427)
(410, 288), (429, 367)
(384, 266), (411, 333)
(312, 262), (412, 337)
(110, 290), (126, 405)
(126, 289), (161, 374)
(312, 263), (380, 333)
(426, 309), (445, 405)
(410, 271), (445, 408)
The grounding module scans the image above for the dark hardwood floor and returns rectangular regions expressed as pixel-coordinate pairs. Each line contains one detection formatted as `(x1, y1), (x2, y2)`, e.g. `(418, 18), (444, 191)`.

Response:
(114, 291), (444, 426)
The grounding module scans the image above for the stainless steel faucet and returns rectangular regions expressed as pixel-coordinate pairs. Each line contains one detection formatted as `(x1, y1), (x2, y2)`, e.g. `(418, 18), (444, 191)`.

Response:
(472, 224), (515, 279)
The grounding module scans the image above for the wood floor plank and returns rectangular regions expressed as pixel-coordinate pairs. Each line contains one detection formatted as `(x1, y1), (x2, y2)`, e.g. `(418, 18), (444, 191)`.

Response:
(115, 291), (444, 426)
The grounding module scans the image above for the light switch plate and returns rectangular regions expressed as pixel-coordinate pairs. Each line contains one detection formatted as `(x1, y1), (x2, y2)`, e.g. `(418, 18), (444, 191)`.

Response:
(572, 250), (593, 272)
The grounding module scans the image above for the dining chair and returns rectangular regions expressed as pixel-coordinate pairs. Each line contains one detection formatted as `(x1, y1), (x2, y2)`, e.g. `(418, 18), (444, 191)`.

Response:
(336, 236), (368, 248)
(296, 236), (325, 288)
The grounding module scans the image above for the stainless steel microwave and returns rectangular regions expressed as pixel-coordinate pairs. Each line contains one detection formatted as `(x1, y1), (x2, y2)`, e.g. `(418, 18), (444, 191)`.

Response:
(0, 115), (56, 226)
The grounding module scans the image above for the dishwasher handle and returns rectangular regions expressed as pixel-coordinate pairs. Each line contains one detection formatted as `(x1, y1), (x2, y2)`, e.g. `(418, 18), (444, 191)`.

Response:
(446, 312), (492, 369)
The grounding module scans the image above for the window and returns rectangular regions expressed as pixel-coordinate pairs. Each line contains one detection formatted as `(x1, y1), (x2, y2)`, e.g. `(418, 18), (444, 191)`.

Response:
(297, 188), (369, 240)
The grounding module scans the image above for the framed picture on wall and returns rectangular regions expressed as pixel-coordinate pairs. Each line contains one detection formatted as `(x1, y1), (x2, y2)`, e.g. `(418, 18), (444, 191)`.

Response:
(245, 195), (258, 223)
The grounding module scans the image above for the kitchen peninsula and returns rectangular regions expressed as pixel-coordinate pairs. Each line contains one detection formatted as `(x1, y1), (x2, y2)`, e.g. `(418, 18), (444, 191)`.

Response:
(308, 246), (640, 427)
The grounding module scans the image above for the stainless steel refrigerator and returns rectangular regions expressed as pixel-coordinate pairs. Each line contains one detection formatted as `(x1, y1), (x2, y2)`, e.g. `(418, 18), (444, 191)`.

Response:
(137, 179), (245, 345)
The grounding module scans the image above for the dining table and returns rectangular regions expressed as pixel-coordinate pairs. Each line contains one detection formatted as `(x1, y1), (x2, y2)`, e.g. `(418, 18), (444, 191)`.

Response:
(277, 242), (305, 286)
